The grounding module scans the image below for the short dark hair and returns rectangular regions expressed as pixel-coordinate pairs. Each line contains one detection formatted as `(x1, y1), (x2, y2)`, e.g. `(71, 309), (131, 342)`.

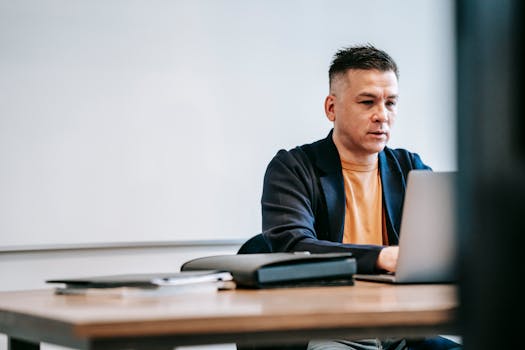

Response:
(328, 44), (399, 88)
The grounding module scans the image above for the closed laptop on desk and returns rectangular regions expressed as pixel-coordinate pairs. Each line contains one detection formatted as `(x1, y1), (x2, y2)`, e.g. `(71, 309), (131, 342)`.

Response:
(354, 170), (458, 284)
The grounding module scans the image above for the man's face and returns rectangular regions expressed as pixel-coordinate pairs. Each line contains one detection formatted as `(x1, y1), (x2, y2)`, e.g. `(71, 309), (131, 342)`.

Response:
(325, 69), (398, 162)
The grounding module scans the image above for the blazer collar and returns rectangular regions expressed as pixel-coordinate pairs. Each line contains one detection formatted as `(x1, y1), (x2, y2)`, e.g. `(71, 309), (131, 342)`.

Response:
(379, 151), (404, 243)
(310, 129), (341, 174)
(308, 130), (345, 240)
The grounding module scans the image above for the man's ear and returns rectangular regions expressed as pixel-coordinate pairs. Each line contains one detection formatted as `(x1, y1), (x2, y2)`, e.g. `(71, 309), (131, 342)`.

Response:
(325, 95), (336, 122)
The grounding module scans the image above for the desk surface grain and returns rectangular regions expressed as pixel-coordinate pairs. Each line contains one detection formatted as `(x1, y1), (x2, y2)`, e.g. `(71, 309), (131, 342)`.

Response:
(0, 281), (458, 341)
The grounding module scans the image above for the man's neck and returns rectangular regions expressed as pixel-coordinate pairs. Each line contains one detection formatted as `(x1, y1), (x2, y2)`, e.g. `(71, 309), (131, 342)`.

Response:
(332, 138), (379, 165)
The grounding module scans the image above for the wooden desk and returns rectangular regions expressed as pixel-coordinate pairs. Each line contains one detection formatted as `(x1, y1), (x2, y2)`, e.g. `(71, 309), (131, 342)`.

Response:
(0, 281), (458, 350)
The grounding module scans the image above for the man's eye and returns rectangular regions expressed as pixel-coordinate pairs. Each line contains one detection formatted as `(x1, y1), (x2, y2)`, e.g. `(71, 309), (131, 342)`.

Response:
(386, 101), (397, 107)
(360, 101), (373, 105)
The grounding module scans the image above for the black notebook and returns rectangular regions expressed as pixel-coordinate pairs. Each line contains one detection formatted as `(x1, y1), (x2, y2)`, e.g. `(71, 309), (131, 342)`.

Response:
(181, 252), (356, 288)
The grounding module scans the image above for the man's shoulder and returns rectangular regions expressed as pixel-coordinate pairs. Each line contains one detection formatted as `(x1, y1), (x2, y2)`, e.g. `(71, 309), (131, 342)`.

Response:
(381, 147), (431, 170)
(271, 133), (337, 170)
(273, 133), (329, 160)
(271, 143), (315, 169)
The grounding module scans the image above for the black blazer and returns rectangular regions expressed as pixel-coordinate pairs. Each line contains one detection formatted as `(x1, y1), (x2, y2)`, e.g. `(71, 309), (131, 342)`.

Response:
(261, 130), (431, 273)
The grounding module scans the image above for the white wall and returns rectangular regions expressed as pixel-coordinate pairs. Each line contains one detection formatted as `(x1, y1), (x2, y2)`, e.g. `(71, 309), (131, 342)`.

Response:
(0, 0), (455, 249)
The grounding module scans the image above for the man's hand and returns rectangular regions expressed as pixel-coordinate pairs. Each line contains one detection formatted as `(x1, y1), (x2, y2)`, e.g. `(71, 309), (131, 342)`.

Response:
(376, 246), (399, 272)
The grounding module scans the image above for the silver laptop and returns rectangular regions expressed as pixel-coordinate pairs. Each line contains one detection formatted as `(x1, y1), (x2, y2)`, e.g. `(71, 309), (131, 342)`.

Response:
(354, 170), (458, 284)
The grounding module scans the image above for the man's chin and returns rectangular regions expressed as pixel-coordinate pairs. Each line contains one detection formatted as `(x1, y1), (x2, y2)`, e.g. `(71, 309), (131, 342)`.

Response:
(366, 142), (387, 154)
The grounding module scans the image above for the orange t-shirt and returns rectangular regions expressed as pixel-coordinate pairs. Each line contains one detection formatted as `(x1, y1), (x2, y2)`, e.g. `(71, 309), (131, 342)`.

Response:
(341, 159), (388, 245)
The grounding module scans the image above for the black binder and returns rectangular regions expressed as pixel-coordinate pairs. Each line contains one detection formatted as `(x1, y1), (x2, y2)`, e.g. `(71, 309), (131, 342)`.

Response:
(181, 252), (356, 288)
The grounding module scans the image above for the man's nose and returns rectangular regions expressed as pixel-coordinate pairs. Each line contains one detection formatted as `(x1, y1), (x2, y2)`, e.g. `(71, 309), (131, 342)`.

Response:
(373, 105), (389, 122)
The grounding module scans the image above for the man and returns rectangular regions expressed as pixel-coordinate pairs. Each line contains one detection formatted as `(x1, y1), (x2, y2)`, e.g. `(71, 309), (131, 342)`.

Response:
(260, 45), (460, 349)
